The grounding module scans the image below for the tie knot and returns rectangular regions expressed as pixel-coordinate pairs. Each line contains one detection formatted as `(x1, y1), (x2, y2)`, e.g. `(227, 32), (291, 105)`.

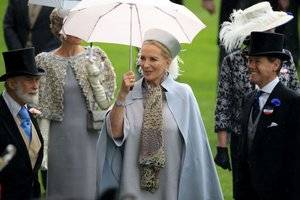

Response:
(18, 106), (30, 120)
(255, 90), (264, 99)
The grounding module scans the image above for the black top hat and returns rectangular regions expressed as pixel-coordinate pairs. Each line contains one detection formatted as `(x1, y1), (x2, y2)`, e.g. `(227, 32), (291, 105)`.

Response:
(0, 47), (46, 82)
(246, 32), (290, 61)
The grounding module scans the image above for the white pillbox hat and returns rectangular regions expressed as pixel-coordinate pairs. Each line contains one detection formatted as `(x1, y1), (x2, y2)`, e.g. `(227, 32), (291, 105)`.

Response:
(143, 29), (180, 58)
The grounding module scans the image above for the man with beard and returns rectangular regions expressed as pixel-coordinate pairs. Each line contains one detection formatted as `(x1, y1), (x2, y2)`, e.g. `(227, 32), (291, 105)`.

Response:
(0, 47), (45, 200)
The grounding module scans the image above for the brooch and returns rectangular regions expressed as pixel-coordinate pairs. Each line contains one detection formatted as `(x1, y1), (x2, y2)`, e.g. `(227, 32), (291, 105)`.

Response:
(263, 98), (281, 115)
(271, 98), (281, 107)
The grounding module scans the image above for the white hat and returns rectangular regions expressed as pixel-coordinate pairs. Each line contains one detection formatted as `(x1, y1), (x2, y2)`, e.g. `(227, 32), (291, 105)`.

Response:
(219, 1), (293, 52)
(143, 29), (180, 58)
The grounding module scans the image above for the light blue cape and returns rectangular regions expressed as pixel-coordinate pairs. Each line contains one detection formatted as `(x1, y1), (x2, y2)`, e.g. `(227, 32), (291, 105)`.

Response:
(96, 76), (224, 200)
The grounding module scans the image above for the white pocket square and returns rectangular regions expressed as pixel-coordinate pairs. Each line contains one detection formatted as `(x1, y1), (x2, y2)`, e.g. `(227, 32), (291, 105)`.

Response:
(267, 122), (278, 128)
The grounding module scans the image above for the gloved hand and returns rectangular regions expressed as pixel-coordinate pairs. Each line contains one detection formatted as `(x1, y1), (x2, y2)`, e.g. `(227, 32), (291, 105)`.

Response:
(214, 146), (231, 171)
(85, 60), (111, 110)
(39, 118), (50, 170)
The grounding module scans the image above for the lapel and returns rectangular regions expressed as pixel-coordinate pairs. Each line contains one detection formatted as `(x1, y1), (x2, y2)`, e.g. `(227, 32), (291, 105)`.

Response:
(29, 111), (43, 171)
(0, 95), (32, 169)
(240, 91), (256, 156)
(251, 82), (284, 150)
(241, 91), (256, 133)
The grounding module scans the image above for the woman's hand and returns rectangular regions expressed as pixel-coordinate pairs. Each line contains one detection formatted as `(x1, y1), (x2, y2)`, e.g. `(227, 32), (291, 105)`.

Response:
(118, 71), (135, 100)
(110, 71), (135, 139)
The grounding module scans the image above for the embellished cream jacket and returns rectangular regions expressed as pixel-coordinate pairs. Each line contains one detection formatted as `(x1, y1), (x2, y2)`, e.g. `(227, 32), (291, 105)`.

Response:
(36, 46), (116, 121)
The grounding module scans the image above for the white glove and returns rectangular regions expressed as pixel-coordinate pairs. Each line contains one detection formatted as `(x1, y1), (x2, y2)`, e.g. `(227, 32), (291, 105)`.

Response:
(86, 60), (111, 109)
(39, 118), (50, 170)
(0, 145), (16, 171)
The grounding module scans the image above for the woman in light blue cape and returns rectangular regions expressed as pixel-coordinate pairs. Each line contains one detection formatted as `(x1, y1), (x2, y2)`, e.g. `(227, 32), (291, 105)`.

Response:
(96, 29), (223, 200)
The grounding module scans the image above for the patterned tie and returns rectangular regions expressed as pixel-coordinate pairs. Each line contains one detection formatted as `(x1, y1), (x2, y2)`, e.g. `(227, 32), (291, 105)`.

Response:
(252, 90), (264, 121)
(18, 106), (32, 142)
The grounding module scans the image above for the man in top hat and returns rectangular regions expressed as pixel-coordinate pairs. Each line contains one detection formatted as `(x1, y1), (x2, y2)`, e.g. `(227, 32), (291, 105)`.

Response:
(214, 2), (300, 198)
(235, 32), (300, 200)
(0, 47), (45, 199)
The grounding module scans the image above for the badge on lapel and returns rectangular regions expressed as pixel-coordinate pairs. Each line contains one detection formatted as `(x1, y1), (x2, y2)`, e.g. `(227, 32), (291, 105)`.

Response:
(263, 98), (281, 115)
(263, 107), (274, 115)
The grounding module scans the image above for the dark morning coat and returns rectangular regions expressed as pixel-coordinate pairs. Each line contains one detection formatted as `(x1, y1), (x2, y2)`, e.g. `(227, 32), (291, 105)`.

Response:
(3, 0), (60, 54)
(0, 95), (43, 200)
(236, 82), (300, 200)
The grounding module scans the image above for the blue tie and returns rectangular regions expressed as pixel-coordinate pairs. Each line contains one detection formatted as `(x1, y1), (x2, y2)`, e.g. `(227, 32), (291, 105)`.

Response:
(18, 106), (32, 142)
(252, 90), (264, 121)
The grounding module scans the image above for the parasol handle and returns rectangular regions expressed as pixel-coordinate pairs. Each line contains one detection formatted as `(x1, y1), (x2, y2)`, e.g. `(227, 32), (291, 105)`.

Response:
(129, 4), (134, 90)
(129, 4), (133, 71)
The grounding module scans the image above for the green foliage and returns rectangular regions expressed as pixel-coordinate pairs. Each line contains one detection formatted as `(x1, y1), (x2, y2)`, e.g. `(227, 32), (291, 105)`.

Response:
(0, 0), (233, 199)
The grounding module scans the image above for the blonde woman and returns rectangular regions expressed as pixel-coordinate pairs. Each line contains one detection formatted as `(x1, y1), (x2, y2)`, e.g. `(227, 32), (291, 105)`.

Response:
(36, 9), (116, 200)
(96, 29), (223, 200)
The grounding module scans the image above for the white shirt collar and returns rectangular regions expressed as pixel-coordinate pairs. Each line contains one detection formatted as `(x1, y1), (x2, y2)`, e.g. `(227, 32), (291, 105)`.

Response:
(259, 77), (279, 94)
(2, 90), (26, 118)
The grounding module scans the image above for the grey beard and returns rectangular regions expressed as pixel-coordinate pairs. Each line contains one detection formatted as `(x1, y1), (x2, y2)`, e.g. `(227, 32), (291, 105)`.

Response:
(15, 86), (39, 106)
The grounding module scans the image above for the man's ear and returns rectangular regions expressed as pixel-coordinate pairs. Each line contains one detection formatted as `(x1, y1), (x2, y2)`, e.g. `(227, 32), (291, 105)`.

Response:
(6, 78), (17, 90)
(273, 58), (281, 72)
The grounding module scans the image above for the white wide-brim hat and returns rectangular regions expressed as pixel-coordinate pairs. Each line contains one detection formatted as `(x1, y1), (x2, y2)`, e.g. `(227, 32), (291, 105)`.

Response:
(219, 1), (293, 52)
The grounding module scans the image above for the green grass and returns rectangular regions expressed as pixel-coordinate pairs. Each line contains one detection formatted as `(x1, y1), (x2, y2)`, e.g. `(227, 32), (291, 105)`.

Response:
(0, 0), (232, 199)
(0, 0), (8, 80)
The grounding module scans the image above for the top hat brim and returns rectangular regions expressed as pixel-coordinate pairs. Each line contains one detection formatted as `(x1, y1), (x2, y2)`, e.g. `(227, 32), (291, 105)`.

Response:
(0, 67), (46, 82)
(247, 51), (290, 61)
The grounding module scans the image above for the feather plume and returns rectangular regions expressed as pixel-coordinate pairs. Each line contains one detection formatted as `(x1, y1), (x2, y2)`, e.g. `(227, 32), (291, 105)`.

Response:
(168, 55), (183, 80)
(219, 2), (292, 53)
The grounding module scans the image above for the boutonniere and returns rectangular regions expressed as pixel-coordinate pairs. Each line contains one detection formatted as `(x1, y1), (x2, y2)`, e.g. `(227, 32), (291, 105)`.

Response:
(29, 108), (42, 118)
(271, 98), (281, 107)
(263, 98), (281, 115)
